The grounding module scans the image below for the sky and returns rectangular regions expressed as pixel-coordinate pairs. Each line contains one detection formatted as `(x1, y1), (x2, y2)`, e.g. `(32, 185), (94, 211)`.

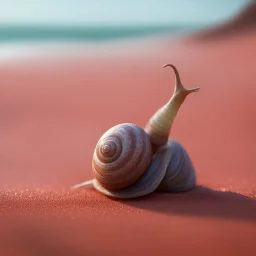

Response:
(0, 0), (250, 26)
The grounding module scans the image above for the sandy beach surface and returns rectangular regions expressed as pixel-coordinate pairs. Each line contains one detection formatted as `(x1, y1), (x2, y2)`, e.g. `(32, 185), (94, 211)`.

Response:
(0, 23), (256, 255)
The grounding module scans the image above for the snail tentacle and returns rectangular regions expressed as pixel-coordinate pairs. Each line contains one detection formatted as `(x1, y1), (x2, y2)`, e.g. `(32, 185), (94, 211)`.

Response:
(163, 64), (200, 96)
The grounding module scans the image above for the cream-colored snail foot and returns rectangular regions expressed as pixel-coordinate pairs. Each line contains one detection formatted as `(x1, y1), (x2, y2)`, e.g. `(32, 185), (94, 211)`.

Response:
(70, 179), (94, 191)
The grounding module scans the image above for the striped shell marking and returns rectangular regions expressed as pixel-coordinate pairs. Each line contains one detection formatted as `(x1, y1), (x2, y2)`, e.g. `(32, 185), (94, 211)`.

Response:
(93, 142), (172, 199)
(92, 123), (152, 190)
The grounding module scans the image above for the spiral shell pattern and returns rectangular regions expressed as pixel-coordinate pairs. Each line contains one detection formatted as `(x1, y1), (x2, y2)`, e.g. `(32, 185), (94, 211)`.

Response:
(92, 123), (152, 190)
(93, 142), (172, 199)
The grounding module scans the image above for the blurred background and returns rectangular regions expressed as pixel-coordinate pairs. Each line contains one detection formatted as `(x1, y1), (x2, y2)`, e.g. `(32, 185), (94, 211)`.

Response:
(0, 0), (251, 57)
(0, 0), (255, 188)
(1, 1), (256, 255)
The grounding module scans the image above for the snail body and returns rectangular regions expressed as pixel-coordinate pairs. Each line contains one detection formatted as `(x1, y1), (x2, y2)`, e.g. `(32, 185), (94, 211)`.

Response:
(71, 64), (200, 199)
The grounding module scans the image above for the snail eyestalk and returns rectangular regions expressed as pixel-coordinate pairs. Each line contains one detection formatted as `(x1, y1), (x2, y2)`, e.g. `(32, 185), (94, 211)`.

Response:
(163, 64), (200, 97)
(145, 64), (200, 148)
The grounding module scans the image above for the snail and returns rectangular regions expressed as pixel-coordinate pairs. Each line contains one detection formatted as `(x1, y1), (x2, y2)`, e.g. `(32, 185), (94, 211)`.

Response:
(71, 64), (200, 199)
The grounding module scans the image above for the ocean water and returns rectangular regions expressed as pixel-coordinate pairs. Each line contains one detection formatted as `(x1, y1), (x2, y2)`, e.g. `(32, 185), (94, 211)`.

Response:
(0, 0), (248, 59)
(0, 0), (247, 59)
(0, 24), (204, 43)
(0, 24), (205, 60)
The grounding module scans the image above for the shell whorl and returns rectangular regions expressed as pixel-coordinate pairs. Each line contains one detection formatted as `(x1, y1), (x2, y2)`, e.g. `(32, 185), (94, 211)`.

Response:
(156, 139), (196, 192)
(92, 123), (152, 190)
(93, 141), (172, 198)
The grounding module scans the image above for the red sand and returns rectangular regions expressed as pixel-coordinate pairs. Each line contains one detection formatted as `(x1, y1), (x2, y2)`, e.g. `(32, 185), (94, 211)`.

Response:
(0, 29), (256, 255)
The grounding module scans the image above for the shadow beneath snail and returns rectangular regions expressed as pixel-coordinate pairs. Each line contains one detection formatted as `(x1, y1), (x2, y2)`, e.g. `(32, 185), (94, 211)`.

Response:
(121, 185), (256, 222)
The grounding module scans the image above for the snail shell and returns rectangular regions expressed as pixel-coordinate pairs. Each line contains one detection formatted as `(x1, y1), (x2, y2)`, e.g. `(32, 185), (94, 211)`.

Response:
(93, 138), (196, 199)
(71, 64), (200, 199)
(93, 138), (171, 199)
(92, 123), (152, 190)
